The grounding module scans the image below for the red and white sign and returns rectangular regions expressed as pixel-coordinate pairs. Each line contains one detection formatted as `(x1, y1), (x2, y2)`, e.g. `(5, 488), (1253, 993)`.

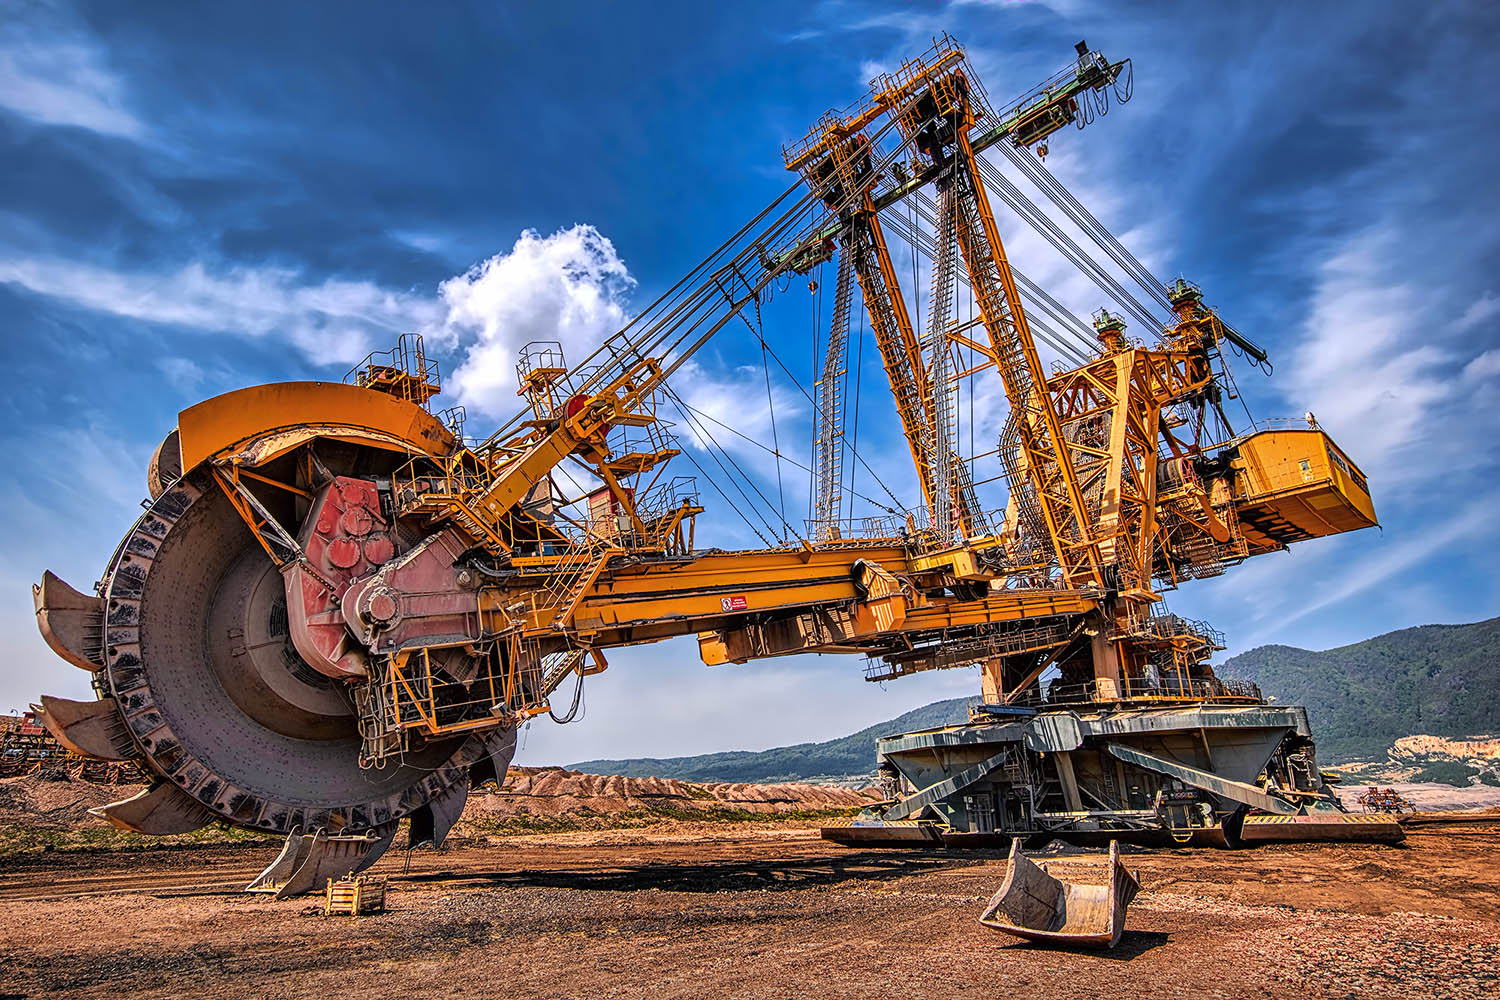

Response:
(720, 595), (749, 612)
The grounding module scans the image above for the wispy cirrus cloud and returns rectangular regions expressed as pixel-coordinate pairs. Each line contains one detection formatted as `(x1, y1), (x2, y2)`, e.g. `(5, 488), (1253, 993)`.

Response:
(0, 255), (440, 365)
(0, 10), (143, 138)
(1279, 227), (1469, 490)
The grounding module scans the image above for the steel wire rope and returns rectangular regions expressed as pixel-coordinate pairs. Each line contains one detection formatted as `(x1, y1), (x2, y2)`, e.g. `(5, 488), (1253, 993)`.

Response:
(647, 110), (917, 384)
(978, 161), (1165, 338)
(1219, 351), (1257, 431)
(506, 102), (921, 460)
(644, 117), (930, 536)
(592, 175), (829, 375)
(910, 194), (921, 344)
(901, 189), (1099, 357)
(651, 310), (823, 545)
(1012, 269), (1100, 346)
(730, 287), (912, 517)
(885, 203), (1092, 365)
(972, 154), (1166, 337)
(630, 320), (798, 544)
(478, 106), (932, 541)
(967, 286), (975, 495)
(678, 400), (898, 513)
(473, 176), (819, 452)
(663, 386), (795, 543)
(997, 141), (1173, 310)
(847, 295), (866, 522)
(907, 191), (928, 526)
(663, 423), (776, 547)
(912, 186), (1122, 347)
(721, 305), (910, 519)
(808, 259), (823, 523)
(881, 203), (1094, 366)
(1113, 59), (1134, 105)
(754, 304), (789, 529)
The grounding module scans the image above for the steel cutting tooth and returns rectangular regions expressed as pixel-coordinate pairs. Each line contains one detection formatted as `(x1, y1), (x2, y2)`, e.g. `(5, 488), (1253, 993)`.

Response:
(32, 570), (105, 671)
(468, 727), (519, 789)
(91, 781), (216, 835)
(34, 695), (135, 761)
(408, 779), (469, 850)
(146, 428), (182, 500)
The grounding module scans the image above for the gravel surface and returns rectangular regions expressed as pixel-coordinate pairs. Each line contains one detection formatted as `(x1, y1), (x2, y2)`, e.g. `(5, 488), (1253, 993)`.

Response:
(1, 826), (1495, 999)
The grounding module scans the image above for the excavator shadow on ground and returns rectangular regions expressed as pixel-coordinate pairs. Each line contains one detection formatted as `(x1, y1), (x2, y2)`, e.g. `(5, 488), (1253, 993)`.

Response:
(396, 848), (1001, 894)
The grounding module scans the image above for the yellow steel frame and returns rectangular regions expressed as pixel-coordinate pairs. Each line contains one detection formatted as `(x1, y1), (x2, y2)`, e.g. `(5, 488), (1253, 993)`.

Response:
(174, 38), (1382, 748)
(178, 381), (455, 471)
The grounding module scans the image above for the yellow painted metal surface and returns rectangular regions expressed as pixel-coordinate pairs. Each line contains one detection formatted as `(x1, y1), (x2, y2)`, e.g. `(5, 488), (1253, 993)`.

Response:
(902, 590), (1096, 629)
(1233, 430), (1376, 548)
(177, 381), (455, 471)
(571, 546), (905, 630)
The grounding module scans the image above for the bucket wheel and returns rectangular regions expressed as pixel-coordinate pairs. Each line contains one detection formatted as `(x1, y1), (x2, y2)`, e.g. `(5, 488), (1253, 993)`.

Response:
(35, 432), (514, 850)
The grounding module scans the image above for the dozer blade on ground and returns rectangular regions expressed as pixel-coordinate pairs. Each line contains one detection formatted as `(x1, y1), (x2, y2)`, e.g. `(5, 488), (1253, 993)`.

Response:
(979, 839), (1141, 949)
(819, 817), (943, 846)
(1240, 812), (1405, 844)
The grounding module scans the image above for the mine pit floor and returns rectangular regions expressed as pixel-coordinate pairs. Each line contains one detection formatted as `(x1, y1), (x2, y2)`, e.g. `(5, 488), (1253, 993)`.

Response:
(1, 824), (1495, 999)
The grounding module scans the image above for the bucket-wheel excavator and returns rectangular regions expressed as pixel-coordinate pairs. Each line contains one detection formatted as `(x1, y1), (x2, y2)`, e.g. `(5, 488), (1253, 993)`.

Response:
(32, 38), (1390, 895)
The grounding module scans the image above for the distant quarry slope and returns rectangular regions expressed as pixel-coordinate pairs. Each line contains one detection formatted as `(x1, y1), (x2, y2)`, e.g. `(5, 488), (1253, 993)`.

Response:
(572, 617), (1500, 782)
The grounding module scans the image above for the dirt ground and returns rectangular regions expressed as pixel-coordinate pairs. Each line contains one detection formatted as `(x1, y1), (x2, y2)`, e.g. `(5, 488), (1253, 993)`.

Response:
(1, 819), (1495, 1000)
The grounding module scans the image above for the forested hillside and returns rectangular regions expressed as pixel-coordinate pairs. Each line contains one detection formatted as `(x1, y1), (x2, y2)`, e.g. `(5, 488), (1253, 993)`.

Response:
(1219, 617), (1500, 762)
(571, 696), (975, 783)
(572, 618), (1499, 780)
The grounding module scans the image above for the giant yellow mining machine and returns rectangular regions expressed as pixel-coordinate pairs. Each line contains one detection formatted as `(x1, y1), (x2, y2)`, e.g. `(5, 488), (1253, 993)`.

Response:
(32, 38), (1391, 892)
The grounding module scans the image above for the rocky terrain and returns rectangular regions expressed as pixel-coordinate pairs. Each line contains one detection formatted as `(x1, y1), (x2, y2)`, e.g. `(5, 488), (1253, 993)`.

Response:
(2, 826), (1496, 1000)
(0, 767), (878, 854)
(455, 766), (877, 838)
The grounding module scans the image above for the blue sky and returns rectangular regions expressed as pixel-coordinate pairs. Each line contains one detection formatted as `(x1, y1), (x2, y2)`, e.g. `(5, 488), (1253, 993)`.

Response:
(3, 0), (1497, 764)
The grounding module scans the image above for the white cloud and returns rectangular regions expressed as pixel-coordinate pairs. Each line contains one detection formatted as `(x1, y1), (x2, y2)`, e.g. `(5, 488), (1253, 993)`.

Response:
(389, 229), (451, 256)
(430, 226), (814, 540)
(1275, 499), (1489, 630)
(436, 225), (635, 419)
(0, 256), (439, 365)
(672, 360), (806, 474)
(0, 34), (143, 138)
(1464, 348), (1500, 382)
(156, 356), (205, 393)
(858, 59), (892, 84)
(1277, 227), (1500, 493)
(1457, 290), (1500, 333)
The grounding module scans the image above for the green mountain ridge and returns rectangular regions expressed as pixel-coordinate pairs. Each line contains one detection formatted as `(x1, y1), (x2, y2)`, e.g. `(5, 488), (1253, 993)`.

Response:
(569, 696), (977, 784)
(569, 617), (1500, 781)
(1217, 616), (1500, 763)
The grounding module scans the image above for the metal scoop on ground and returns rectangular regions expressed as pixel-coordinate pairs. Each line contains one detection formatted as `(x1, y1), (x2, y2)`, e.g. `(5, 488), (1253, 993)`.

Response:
(979, 838), (1141, 948)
